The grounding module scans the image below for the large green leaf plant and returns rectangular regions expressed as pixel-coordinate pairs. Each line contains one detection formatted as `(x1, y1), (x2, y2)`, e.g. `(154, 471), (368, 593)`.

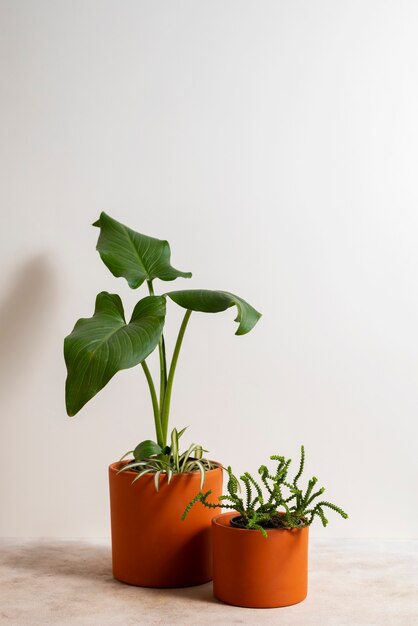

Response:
(64, 213), (261, 486)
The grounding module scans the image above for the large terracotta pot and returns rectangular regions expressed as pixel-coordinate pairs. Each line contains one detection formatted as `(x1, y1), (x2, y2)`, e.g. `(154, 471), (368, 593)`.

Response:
(212, 512), (309, 608)
(109, 461), (223, 588)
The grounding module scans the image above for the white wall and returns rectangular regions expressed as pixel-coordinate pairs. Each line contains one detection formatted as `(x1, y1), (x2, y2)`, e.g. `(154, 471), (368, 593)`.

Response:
(1, 0), (417, 539)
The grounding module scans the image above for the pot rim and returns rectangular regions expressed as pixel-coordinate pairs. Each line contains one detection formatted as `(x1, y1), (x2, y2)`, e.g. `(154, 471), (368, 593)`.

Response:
(212, 511), (308, 534)
(109, 459), (223, 477)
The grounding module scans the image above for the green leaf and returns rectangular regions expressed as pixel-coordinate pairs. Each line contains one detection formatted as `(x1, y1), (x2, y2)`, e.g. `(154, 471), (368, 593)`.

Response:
(194, 460), (206, 490)
(166, 289), (261, 335)
(154, 470), (162, 492)
(64, 293), (166, 416)
(171, 428), (180, 472)
(133, 440), (162, 461)
(131, 468), (153, 484)
(94, 212), (192, 289)
(117, 461), (147, 474)
(177, 426), (188, 439)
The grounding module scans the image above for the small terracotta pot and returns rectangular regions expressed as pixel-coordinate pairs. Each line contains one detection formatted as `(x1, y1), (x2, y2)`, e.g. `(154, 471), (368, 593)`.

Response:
(212, 512), (309, 608)
(109, 461), (223, 588)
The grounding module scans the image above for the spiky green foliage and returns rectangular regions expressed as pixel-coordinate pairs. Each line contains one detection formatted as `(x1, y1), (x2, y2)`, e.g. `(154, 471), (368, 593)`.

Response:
(117, 427), (221, 491)
(183, 446), (348, 537)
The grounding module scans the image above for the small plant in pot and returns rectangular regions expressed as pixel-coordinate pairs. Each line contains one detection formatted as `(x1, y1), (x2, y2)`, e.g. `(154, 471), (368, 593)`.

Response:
(64, 212), (261, 588)
(184, 446), (348, 607)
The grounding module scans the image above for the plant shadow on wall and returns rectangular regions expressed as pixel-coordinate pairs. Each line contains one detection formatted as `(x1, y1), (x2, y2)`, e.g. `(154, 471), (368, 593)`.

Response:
(0, 255), (54, 409)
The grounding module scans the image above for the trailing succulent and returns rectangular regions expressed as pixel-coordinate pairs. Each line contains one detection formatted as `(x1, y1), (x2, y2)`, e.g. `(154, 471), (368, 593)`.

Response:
(183, 446), (348, 537)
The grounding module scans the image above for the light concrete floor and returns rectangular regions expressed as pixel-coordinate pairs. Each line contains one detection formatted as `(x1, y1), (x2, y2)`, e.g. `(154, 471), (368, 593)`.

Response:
(0, 539), (417, 625)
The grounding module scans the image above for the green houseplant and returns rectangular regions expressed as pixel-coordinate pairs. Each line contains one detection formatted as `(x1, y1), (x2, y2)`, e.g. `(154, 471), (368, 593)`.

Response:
(64, 212), (261, 588)
(184, 446), (348, 607)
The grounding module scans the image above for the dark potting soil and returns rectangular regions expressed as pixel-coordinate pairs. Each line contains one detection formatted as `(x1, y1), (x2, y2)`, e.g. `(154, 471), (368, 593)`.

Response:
(229, 515), (304, 530)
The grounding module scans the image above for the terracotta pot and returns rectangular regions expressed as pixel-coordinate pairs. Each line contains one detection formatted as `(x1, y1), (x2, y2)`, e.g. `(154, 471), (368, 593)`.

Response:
(212, 512), (309, 608)
(109, 461), (223, 588)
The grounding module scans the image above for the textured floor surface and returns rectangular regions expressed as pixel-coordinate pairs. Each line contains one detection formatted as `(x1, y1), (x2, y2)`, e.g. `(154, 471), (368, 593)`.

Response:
(0, 539), (417, 625)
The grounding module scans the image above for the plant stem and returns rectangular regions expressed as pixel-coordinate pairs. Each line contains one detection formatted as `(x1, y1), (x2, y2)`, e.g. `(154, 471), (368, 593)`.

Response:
(141, 361), (163, 447)
(160, 309), (192, 444)
(147, 280), (167, 422)
(159, 335), (168, 405)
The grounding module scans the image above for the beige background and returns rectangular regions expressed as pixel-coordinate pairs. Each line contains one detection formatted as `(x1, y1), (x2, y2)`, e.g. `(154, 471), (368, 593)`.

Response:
(1, 0), (417, 539)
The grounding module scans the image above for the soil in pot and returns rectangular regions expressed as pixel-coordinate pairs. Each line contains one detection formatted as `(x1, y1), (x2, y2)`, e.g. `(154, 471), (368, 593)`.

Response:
(229, 514), (305, 530)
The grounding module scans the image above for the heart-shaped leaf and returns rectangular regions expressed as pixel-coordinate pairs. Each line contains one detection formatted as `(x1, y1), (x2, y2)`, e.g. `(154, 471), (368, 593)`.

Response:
(93, 212), (192, 288)
(64, 293), (166, 416)
(133, 440), (163, 461)
(166, 290), (261, 335)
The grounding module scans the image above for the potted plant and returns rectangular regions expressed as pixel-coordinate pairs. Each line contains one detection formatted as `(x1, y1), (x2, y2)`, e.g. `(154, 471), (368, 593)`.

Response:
(184, 446), (348, 607)
(64, 212), (261, 588)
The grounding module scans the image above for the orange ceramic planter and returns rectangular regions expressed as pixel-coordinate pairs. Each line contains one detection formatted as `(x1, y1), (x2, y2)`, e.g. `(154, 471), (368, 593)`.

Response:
(109, 461), (223, 588)
(212, 512), (309, 608)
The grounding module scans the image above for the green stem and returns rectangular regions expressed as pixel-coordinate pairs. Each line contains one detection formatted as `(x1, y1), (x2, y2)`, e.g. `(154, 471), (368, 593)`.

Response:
(159, 335), (167, 406)
(141, 361), (163, 447)
(161, 309), (192, 445)
(147, 280), (167, 421)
